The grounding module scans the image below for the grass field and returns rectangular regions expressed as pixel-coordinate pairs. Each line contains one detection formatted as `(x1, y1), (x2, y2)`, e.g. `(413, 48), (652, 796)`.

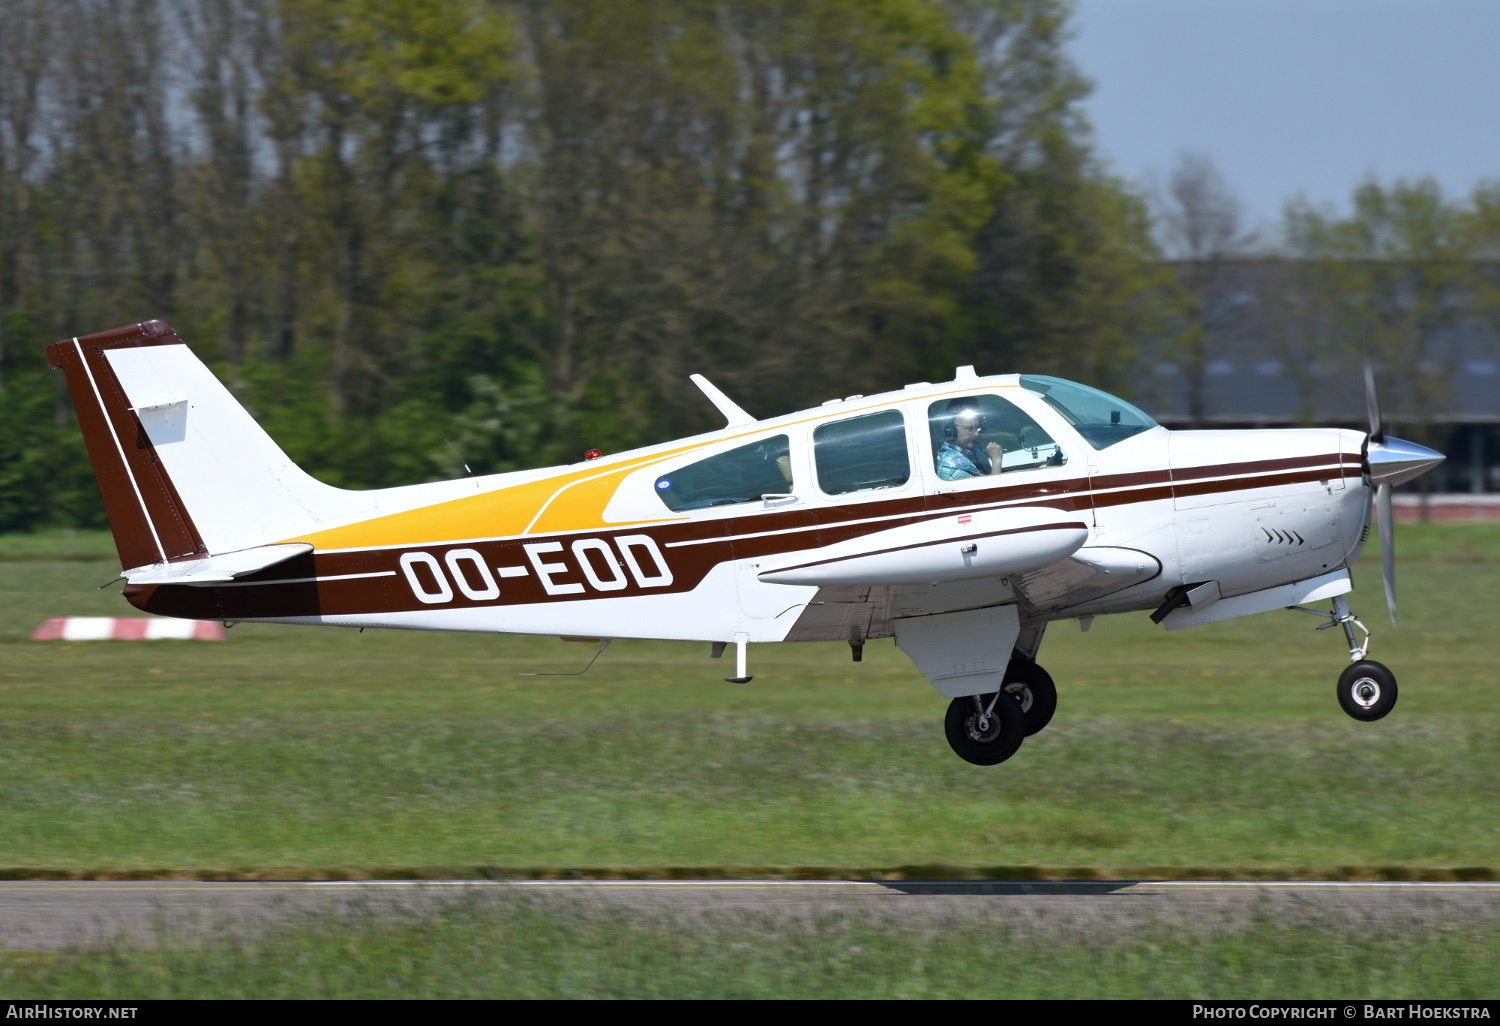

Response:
(1, 524), (1496, 878)
(2, 524), (1497, 998)
(2, 889), (1497, 999)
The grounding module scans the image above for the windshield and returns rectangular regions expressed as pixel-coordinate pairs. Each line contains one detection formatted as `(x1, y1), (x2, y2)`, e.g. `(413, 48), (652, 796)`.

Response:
(1019, 376), (1157, 450)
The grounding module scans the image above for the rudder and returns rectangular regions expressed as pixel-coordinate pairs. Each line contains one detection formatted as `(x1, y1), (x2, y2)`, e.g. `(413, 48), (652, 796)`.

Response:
(46, 322), (208, 571)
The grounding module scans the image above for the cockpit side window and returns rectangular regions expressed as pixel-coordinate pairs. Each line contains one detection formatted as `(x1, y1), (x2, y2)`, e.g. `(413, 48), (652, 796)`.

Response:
(814, 410), (910, 495)
(654, 435), (792, 512)
(1019, 376), (1156, 450)
(928, 395), (1066, 481)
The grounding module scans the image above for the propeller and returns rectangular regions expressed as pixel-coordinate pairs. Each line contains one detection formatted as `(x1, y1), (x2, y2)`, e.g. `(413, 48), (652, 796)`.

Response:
(1376, 469), (1396, 627)
(1364, 360), (1384, 446)
(1364, 360), (1395, 625)
(1362, 360), (1444, 626)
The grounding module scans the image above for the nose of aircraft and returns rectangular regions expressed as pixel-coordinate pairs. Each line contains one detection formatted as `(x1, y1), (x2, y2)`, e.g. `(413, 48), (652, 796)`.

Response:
(1367, 436), (1445, 488)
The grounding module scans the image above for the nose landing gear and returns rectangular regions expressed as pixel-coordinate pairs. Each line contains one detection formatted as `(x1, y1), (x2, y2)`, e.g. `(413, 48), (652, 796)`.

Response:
(1293, 594), (1398, 722)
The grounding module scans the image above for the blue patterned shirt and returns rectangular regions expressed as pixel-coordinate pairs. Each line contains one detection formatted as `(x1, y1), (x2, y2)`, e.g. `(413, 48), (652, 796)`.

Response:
(935, 440), (992, 480)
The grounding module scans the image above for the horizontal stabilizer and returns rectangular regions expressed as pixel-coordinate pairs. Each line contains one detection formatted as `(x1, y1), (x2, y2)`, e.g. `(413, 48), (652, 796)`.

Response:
(124, 542), (313, 586)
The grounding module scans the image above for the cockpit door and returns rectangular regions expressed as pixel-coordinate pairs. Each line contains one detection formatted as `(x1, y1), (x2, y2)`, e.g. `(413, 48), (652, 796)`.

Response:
(921, 389), (1087, 524)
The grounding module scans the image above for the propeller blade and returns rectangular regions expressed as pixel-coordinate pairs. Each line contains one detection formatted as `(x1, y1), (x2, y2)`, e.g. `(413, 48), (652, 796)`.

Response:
(1364, 359), (1383, 444)
(1377, 482), (1395, 626)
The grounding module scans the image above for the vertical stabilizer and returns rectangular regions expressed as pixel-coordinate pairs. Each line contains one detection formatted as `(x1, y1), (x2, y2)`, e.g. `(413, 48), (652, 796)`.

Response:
(47, 320), (373, 571)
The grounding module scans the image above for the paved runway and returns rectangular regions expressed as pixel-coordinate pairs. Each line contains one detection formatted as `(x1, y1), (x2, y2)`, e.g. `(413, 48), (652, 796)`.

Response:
(3, 879), (1497, 950)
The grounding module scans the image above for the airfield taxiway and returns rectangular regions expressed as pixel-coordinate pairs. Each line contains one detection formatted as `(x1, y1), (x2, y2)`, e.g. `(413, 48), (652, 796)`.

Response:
(1, 880), (1497, 950)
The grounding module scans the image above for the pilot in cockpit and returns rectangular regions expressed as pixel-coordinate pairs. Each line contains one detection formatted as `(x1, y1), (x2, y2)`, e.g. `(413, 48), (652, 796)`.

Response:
(935, 401), (1004, 480)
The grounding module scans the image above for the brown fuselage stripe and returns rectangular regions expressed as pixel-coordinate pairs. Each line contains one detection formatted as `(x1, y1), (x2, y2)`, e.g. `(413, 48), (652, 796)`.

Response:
(1166, 452), (1361, 483)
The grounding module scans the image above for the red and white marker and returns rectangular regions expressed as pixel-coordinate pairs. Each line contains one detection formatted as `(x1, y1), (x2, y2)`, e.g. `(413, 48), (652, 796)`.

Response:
(30, 618), (227, 641)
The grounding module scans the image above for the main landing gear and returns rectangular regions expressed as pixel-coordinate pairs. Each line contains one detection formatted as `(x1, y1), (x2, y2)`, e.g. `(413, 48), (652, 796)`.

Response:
(945, 689), (1025, 765)
(1293, 594), (1398, 722)
(944, 655), (1059, 765)
(1003, 658), (1057, 736)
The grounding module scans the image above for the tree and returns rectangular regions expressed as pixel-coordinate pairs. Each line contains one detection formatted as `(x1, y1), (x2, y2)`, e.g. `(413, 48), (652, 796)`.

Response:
(1283, 179), (1474, 515)
(951, 0), (1170, 393)
(0, 0), (54, 389)
(1155, 152), (1258, 426)
(0, 0), (1176, 530)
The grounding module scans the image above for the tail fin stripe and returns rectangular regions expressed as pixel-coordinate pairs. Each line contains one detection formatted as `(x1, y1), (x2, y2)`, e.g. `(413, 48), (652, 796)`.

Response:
(73, 337), (167, 565)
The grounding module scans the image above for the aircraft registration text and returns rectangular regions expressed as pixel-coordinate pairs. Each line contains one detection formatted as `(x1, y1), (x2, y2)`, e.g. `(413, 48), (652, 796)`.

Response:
(397, 535), (675, 604)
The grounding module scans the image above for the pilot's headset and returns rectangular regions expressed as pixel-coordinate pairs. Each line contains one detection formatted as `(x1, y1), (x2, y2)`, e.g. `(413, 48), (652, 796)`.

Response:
(942, 400), (986, 440)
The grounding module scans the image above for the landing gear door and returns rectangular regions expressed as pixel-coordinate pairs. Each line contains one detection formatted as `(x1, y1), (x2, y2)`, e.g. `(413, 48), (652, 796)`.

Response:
(895, 605), (1021, 698)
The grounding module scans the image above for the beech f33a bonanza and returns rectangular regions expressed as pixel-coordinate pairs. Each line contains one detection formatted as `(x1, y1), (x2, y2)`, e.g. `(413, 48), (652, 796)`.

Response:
(47, 320), (1445, 765)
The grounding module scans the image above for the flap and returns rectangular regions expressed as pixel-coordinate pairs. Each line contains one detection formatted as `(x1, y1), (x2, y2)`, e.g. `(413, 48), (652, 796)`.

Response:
(1010, 546), (1163, 615)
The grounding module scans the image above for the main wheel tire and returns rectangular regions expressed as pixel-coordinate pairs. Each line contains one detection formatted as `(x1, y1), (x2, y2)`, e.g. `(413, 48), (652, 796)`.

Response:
(1337, 660), (1398, 721)
(944, 690), (1026, 766)
(1002, 658), (1057, 736)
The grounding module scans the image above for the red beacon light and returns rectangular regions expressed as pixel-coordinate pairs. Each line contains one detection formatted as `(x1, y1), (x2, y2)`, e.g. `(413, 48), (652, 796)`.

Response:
(583, 448), (604, 461)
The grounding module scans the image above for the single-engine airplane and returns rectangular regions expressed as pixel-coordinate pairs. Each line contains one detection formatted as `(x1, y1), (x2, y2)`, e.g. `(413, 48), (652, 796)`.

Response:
(46, 321), (1445, 765)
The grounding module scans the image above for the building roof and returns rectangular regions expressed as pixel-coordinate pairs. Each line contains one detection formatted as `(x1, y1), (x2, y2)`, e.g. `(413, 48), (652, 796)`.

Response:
(1129, 261), (1500, 426)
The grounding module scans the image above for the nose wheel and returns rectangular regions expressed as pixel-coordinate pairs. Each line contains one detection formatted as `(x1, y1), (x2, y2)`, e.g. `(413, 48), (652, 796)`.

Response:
(1294, 596), (1401, 722)
(1337, 660), (1398, 721)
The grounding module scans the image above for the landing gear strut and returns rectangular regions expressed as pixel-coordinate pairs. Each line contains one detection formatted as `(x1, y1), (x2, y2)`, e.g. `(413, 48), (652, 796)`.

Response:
(1292, 594), (1398, 722)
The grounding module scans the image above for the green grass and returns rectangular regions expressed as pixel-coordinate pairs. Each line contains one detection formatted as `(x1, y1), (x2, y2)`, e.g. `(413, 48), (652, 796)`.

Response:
(2, 524), (1496, 998)
(0, 524), (1495, 876)
(1, 892), (1496, 998)
(0, 528), (118, 561)
(0, 894), (1494, 996)
(1386, 521), (1500, 562)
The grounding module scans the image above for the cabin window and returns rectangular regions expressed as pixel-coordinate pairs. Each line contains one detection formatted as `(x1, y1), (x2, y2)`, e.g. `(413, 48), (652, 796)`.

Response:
(654, 435), (792, 512)
(1019, 376), (1156, 450)
(814, 410), (911, 495)
(928, 395), (1066, 480)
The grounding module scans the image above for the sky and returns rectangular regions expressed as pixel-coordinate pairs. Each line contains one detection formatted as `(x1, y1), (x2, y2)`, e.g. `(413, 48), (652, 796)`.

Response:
(1067, 0), (1500, 235)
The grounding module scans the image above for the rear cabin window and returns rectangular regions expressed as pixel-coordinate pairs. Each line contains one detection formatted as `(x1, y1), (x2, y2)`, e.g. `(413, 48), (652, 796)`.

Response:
(654, 435), (792, 512)
(814, 410), (911, 495)
(928, 394), (1066, 481)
